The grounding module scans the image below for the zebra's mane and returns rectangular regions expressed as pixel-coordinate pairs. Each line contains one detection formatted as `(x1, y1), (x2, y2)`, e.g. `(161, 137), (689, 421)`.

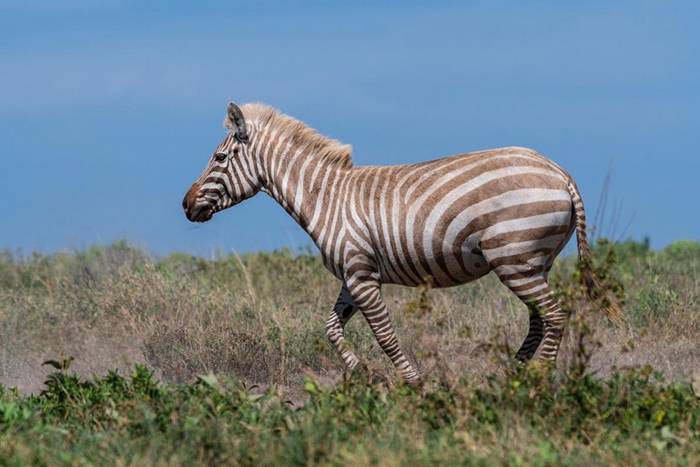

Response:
(226, 103), (353, 169)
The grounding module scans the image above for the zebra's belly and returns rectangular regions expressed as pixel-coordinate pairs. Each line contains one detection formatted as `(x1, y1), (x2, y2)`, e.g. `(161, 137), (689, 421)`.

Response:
(374, 238), (492, 288)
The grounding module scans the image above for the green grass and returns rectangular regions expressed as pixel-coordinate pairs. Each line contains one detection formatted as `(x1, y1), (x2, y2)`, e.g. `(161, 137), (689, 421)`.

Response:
(1, 361), (699, 465)
(0, 239), (699, 465)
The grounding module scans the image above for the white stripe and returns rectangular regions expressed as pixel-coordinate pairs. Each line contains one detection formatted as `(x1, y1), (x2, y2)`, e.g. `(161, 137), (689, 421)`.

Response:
(478, 211), (572, 242)
(482, 234), (567, 261)
(504, 276), (543, 288)
(493, 254), (549, 276)
(516, 282), (549, 296)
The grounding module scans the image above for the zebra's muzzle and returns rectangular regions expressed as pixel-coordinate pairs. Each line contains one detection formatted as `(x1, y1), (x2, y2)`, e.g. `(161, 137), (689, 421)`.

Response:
(182, 186), (214, 223)
(184, 203), (213, 223)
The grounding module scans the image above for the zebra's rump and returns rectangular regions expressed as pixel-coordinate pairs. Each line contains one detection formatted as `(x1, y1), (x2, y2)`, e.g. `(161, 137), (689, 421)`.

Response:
(358, 147), (576, 287)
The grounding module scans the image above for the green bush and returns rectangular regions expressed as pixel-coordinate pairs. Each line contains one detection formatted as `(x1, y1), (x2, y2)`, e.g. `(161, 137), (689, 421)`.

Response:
(1, 360), (699, 465)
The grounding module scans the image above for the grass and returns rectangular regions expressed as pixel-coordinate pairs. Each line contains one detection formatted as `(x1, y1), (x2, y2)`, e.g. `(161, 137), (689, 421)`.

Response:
(1, 357), (699, 465)
(0, 239), (699, 465)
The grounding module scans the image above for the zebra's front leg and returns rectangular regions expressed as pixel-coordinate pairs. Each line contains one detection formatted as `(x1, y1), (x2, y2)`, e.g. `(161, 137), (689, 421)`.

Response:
(345, 279), (421, 386)
(325, 284), (360, 370)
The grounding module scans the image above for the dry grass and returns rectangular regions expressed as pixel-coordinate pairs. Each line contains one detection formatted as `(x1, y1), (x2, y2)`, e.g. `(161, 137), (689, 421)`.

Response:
(1, 239), (698, 399)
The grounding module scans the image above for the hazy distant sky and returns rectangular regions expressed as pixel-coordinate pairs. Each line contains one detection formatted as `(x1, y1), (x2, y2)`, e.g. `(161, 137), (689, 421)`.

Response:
(1, 1), (698, 255)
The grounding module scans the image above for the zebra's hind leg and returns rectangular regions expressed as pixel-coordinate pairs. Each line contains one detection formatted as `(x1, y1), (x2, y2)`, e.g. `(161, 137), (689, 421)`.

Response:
(515, 305), (544, 362)
(325, 284), (360, 370)
(499, 273), (568, 363)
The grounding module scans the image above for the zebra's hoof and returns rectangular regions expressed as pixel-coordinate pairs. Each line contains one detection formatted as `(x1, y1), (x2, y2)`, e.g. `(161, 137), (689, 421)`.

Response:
(527, 359), (555, 375)
(368, 370), (390, 387)
(402, 376), (423, 389)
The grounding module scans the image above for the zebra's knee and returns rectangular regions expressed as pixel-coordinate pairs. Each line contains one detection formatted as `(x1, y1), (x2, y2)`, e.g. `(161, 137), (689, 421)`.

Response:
(542, 309), (567, 331)
(325, 312), (343, 343)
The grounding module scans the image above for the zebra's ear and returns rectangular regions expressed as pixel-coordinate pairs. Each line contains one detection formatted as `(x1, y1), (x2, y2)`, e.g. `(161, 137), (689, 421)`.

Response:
(226, 102), (249, 144)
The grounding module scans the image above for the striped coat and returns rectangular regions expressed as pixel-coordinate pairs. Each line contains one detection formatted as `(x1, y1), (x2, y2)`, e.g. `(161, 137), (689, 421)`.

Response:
(183, 102), (621, 385)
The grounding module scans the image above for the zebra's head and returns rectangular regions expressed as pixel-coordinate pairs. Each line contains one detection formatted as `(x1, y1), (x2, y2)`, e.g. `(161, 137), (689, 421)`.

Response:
(182, 102), (261, 223)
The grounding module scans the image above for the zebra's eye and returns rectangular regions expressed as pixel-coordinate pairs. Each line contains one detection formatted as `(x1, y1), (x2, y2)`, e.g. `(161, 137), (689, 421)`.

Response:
(214, 152), (228, 162)
(232, 147), (240, 155)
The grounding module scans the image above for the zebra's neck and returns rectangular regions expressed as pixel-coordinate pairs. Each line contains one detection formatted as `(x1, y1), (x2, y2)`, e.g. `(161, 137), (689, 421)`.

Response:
(250, 124), (351, 250)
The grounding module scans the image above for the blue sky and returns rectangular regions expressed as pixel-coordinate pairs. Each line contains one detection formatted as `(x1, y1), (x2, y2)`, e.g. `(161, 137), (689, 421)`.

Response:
(1, 1), (698, 256)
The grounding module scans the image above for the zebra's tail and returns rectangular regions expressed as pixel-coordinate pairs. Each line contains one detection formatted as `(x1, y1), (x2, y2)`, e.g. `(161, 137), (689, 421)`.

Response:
(567, 180), (624, 324)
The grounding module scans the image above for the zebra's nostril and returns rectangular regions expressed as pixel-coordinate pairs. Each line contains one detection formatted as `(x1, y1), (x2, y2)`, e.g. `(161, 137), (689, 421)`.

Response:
(182, 195), (188, 211)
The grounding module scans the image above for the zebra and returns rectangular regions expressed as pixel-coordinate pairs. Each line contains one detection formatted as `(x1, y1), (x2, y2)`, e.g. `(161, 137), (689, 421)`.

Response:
(182, 101), (622, 386)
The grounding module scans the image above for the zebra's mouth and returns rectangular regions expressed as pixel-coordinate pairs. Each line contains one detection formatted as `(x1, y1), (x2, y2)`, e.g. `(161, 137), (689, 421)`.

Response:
(185, 204), (214, 223)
